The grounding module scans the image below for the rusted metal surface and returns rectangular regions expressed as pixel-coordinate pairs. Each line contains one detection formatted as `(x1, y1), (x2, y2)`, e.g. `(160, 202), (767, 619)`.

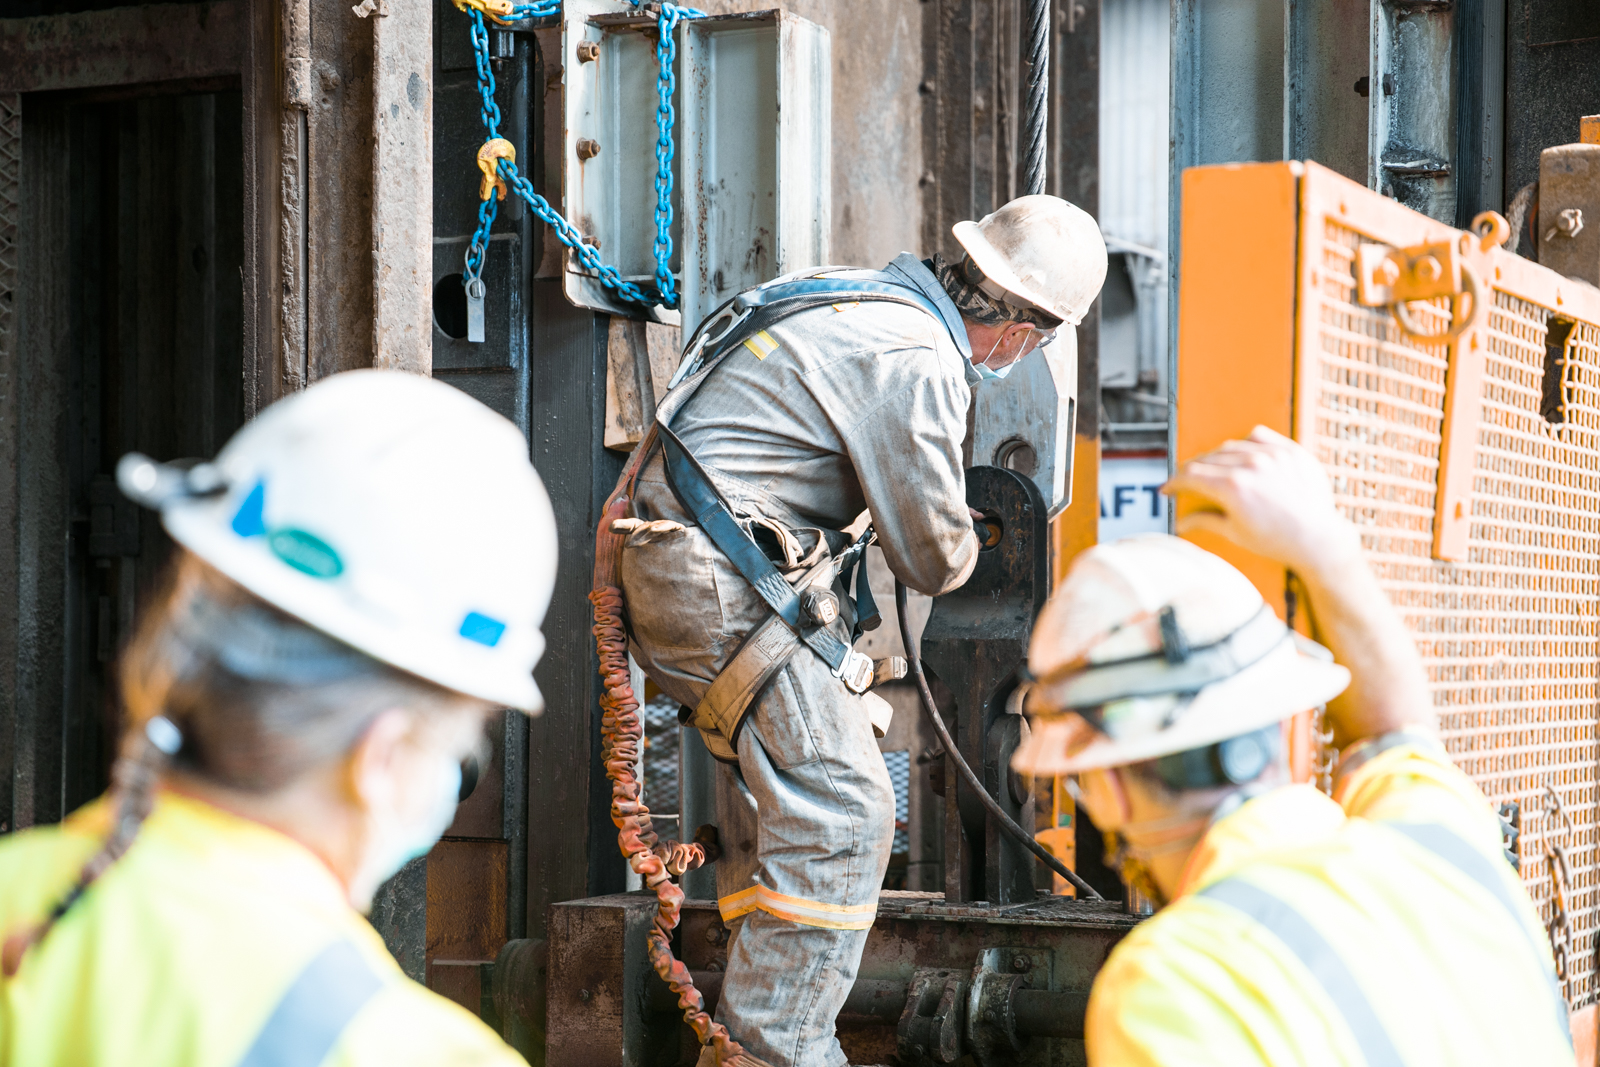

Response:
(0, 92), (18, 834)
(370, 0), (433, 373)
(923, 466), (1050, 905)
(1506, 0), (1600, 209)
(1539, 137), (1600, 286)
(542, 893), (1138, 1067)
(277, 0), (310, 394)
(0, 2), (244, 94)
(305, 0), (375, 383)
(428, 838), (511, 962)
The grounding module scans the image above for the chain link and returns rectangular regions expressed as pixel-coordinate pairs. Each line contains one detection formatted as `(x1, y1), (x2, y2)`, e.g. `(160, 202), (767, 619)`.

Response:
(462, 0), (703, 310)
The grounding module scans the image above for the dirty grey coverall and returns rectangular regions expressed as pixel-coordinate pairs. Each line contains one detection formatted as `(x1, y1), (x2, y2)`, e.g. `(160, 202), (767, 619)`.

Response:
(621, 265), (980, 1067)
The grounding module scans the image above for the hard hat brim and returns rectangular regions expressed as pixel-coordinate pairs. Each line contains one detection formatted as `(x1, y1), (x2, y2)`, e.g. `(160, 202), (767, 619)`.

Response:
(953, 219), (1074, 325)
(164, 505), (547, 716)
(1011, 640), (1350, 777)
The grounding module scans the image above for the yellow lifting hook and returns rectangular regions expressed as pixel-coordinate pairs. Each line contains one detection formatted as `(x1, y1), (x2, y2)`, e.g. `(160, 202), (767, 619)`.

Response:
(477, 138), (516, 202)
(451, 0), (521, 24)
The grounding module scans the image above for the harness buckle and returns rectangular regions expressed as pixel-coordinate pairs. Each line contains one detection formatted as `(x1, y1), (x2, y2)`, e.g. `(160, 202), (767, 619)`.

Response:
(835, 649), (875, 694)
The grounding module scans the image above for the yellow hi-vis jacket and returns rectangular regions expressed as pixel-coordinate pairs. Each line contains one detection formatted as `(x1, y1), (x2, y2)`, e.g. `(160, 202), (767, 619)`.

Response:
(1086, 738), (1574, 1067)
(0, 790), (523, 1067)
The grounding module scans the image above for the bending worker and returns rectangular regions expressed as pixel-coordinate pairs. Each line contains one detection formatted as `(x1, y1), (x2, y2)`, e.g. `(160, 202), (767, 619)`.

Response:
(619, 194), (1107, 1067)
(1014, 426), (1572, 1065)
(0, 371), (555, 1066)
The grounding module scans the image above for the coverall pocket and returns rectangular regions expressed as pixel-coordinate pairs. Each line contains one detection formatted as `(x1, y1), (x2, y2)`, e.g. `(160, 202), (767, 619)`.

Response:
(621, 534), (723, 652)
(750, 665), (822, 770)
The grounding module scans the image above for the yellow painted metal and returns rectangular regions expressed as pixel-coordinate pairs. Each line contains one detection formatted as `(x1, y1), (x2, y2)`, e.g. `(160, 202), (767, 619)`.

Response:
(1178, 159), (1600, 1009)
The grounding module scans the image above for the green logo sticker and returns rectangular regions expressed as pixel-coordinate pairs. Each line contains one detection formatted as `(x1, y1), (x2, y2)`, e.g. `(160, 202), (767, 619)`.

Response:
(268, 528), (344, 579)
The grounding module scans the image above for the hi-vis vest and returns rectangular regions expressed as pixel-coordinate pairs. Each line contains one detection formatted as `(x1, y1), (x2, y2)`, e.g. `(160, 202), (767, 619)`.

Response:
(0, 792), (521, 1067)
(1086, 739), (1574, 1067)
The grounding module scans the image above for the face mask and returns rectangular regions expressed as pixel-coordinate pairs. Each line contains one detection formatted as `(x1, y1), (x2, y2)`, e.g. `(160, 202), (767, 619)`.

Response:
(352, 756), (462, 906)
(976, 324), (1050, 379)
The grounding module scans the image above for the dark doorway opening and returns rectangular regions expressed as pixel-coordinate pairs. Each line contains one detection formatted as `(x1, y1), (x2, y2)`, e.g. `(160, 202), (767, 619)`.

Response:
(3, 86), (244, 832)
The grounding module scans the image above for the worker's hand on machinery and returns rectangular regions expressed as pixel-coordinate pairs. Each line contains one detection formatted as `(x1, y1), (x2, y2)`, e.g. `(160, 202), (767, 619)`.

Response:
(1164, 426), (1362, 579)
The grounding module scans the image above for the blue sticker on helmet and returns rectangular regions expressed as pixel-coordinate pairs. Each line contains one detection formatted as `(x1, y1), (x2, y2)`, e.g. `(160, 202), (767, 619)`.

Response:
(460, 612), (506, 648)
(231, 480), (267, 537)
(269, 528), (344, 579)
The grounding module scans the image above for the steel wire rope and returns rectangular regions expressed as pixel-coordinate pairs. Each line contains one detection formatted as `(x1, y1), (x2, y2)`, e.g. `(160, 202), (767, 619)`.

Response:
(894, 579), (1101, 899)
(1021, 0), (1050, 197)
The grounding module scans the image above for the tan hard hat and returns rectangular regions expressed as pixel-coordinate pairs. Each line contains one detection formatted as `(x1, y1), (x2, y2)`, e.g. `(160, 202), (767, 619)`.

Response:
(1012, 534), (1350, 776)
(952, 194), (1109, 326)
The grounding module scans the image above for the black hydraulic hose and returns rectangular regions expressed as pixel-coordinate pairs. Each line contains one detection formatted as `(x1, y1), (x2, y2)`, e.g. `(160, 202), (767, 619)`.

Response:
(895, 580), (1101, 899)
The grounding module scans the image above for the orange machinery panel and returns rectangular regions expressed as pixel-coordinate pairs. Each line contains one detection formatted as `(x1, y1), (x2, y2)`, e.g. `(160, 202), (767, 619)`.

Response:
(1178, 160), (1600, 1013)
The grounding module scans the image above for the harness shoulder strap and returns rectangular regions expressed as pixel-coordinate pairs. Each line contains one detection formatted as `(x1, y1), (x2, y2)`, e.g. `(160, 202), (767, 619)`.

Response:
(658, 425), (873, 695)
(648, 264), (959, 701)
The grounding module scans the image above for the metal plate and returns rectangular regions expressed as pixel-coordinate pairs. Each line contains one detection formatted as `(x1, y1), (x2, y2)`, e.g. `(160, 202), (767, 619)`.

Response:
(560, 5), (828, 331)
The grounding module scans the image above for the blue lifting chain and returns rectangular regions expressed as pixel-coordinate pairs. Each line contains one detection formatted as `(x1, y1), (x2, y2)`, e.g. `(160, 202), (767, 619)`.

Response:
(457, 0), (705, 318)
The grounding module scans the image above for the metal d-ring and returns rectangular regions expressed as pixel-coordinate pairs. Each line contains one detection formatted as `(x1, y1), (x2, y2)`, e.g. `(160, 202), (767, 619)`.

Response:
(1390, 260), (1484, 345)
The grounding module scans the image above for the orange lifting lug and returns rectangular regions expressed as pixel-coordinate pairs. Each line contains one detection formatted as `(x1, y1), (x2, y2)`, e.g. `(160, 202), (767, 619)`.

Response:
(1350, 211), (1510, 560)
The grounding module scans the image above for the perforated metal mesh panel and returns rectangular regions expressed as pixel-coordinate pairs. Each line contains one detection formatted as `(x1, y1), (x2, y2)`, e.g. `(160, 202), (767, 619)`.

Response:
(1302, 200), (1600, 1007)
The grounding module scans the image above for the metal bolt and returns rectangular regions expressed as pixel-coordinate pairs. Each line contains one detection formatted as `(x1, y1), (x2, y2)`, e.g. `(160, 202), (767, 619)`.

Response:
(576, 40), (601, 62)
(1376, 259), (1400, 286)
(576, 138), (601, 161)
(582, 235), (602, 249)
(919, 79), (936, 94)
(1414, 255), (1442, 283)
(1011, 955), (1029, 972)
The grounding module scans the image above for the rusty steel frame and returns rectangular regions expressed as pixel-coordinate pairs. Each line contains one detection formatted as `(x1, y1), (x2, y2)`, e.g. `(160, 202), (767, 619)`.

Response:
(542, 893), (1138, 1067)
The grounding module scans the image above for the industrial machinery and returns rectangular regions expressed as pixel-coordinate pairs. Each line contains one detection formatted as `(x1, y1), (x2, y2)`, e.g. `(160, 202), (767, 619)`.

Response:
(1177, 157), (1600, 1020)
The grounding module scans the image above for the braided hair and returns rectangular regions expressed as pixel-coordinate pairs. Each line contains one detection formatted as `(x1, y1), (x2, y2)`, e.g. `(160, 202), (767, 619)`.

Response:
(1, 550), (474, 977)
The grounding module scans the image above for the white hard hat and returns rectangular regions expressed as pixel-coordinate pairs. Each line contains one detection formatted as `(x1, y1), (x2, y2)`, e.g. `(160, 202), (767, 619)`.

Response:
(952, 194), (1109, 326)
(1012, 534), (1349, 776)
(117, 370), (557, 714)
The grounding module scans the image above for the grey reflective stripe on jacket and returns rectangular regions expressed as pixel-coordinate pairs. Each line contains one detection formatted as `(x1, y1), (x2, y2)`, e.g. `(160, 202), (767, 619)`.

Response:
(235, 940), (384, 1067)
(1198, 879), (1404, 1067)
(1383, 822), (1573, 1050)
(1200, 820), (1573, 1067)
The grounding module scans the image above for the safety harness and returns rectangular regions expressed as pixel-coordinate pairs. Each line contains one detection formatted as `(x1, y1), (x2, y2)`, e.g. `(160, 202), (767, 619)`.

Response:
(637, 254), (975, 760)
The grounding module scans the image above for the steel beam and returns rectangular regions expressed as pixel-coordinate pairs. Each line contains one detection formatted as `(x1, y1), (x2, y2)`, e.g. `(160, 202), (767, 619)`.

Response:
(0, 2), (245, 94)
(370, 0), (434, 373)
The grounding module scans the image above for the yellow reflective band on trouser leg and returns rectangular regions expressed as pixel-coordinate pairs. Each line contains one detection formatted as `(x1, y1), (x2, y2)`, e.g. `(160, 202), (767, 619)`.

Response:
(716, 884), (878, 931)
(741, 330), (780, 361)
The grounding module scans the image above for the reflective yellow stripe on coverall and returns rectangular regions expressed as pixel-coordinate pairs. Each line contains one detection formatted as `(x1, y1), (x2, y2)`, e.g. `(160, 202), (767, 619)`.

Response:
(0, 792), (522, 1067)
(1085, 742), (1573, 1067)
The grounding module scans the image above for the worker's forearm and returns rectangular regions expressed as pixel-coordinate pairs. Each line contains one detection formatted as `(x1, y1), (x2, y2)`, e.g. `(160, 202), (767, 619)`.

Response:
(1293, 540), (1434, 749)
